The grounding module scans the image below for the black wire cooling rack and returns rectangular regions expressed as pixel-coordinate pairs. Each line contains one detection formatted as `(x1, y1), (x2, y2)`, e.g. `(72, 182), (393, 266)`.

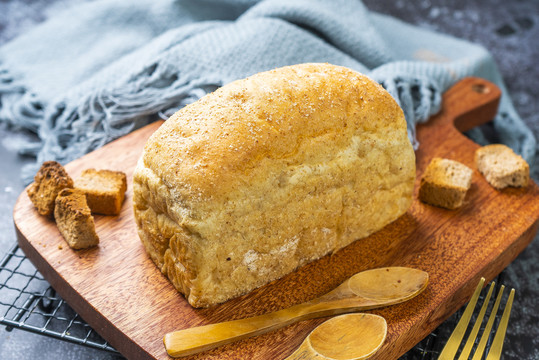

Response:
(0, 244), (118, 354)
(0, 242), (482, 360)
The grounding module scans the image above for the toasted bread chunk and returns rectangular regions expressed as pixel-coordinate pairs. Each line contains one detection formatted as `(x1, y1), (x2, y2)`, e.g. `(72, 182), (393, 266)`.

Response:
(419, 157), (473, 210)
(74, 169), (127, 215)
(54, 188), (99, 249)
(27, 161), (74, 216)
(475, 144), (529, 189)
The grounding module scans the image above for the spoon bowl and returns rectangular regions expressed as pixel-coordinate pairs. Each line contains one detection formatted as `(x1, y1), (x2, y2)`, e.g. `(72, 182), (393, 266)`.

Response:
(285, 313), (387, 360)
(347, 267), (429, 301)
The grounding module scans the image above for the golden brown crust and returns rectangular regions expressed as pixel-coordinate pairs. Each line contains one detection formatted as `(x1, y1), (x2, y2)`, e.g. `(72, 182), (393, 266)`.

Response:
(142, 63), (407, 203)
(475, 144), (529, 189)
(27, 161), (74, 217)
(74, 169), (127, 215)
(54, 188), (99, 249)
(419, 157), (473, 209)
(133, 63), (416, 307)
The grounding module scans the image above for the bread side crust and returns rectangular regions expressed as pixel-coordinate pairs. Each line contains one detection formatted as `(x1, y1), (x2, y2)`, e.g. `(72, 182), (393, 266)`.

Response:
(133, 158), (198, 301)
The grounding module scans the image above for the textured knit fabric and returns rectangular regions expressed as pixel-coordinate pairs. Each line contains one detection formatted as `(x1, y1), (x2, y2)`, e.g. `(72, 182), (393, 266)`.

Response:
(0, 0), (535, 181)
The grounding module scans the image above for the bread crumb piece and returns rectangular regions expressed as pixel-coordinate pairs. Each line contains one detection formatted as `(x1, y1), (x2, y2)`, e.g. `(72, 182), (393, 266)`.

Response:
(27, 161), (73, 217)
(419, 157), (473, 209)
(74, 169), (127, 215)
(475, 144), (529, 189)
(54, 188), (99, 249)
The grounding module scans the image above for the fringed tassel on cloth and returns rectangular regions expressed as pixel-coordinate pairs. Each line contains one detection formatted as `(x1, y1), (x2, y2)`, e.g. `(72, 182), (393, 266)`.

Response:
(20, 67), (222, 182)
(0, 64), (45, 133)
(372, 74), (441, 150)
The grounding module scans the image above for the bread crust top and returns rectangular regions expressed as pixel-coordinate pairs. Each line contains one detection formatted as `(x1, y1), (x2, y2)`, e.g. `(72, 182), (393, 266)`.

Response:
(141, 63), (408, 203)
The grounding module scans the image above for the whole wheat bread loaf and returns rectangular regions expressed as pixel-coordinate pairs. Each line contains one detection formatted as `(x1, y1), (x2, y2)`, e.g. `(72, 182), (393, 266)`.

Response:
(133, 63), (416, 307)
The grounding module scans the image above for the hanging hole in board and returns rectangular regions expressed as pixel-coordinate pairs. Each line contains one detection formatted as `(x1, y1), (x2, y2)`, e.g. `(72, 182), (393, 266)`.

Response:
(472, 83), (490, 94)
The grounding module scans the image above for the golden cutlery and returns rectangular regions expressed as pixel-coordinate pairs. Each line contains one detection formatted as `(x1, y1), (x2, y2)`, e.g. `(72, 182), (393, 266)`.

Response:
(164, 266), (428, 357)
(438, 277), (515, 360)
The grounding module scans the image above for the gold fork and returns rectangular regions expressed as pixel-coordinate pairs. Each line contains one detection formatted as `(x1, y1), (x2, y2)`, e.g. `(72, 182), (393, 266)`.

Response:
(438, 277), (515, 360)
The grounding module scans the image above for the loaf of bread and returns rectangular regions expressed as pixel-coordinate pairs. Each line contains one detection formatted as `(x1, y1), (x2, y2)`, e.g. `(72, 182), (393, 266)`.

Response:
(27, 161), (74, 217)
(133, 63), (416, 307)
(54, 188), (99, 249)
(475, 144), (529, 189)
(419, 157), (473, 209)
(75, 169), (127, 215)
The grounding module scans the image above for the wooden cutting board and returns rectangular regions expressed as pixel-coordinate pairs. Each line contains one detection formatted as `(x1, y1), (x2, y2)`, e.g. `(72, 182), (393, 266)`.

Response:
(13, 78), (539, 360)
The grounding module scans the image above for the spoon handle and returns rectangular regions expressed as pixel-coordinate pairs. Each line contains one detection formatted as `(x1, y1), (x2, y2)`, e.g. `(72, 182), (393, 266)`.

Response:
(163, 297), (377, 358)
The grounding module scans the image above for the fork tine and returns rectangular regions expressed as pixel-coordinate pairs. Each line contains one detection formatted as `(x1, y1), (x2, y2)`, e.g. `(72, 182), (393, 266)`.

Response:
(438, 277), (485, 360)
(485, 288), (515, 360)
(457, 282), (496, 360)
(471, 285), (505, 360)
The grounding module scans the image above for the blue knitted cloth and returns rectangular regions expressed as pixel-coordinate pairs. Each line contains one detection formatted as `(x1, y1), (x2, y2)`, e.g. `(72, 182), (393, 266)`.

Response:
(0, 0), (535, 181)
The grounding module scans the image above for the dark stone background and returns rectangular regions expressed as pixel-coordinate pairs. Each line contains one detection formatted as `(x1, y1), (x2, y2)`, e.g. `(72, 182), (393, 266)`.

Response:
(1, 0), (537, 359)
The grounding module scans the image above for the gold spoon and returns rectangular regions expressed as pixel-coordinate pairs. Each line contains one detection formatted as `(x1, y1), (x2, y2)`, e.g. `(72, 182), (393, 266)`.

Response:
(164, 267), (428, 358)
(285, 313), (387, 360)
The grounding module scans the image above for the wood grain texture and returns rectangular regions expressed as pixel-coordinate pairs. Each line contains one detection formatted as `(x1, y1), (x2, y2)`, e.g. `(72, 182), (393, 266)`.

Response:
(13, 77), (539, 360)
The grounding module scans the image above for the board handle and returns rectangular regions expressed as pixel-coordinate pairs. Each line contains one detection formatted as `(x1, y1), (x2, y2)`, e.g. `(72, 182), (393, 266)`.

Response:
(419, 77), (501, 136)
